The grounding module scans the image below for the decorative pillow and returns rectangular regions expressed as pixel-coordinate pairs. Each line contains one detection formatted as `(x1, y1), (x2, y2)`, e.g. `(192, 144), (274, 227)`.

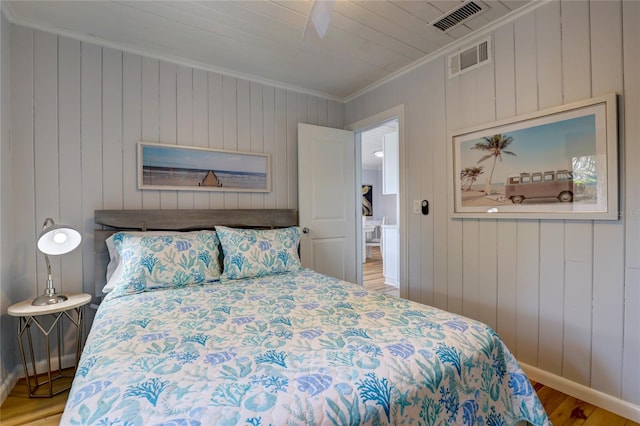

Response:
(104, 231), (222, 299)
(216, 226), (303, 280)
(104, 231), (182, 290)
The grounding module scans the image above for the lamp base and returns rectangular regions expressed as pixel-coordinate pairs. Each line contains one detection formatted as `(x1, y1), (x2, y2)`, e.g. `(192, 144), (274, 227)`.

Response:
(31, 293), (68, 306)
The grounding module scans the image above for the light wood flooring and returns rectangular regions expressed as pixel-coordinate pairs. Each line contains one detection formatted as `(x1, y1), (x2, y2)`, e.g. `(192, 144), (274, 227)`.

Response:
(2, 373), (638, 425)
(363, 246), (399, 296)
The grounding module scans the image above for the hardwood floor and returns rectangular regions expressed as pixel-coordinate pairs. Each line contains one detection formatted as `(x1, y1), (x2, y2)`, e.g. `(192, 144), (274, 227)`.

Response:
(363, 246), (399, 296)
(2, 374), (637, 425)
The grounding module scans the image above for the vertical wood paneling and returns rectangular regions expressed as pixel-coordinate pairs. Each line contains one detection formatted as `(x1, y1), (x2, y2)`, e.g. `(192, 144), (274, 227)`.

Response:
(445, 70), (462, 315)
(11, 26), (36, 301)
(513, 12), (540, 367)
(122, 53), (142, 210)
(274, 89), (287, 208)
(208, 73), (224, 209)
(289, 92), (303, 209)
(535, 0), (565, 377)
(317, 98), (328, 127)
(141, 57), (160, 209)
(262, 86), (276, 209)
(622, 0), (640, 405)
(34, 31), (60, 289)
(250, 82), (265, 209)
(405, 68), (425, 304)
(560, 0), (593, 388)
(429, 57), (448, 311)
(159, 61), (178, 209)
(101, 48), (123, 209)
(222, 76), (238, 208)
(589, 0), (625, 398)
(192, 69), (209, 209)
(493, 22), (518, 351)
(80, 42), (102, 293)
(58, 37), (83, 294)
(237, 79), (252, 208)
(177, 65), (194, 209)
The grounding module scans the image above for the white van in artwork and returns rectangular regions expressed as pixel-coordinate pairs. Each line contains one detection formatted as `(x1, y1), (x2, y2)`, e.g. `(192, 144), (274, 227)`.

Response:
(504, 170), (574, 204)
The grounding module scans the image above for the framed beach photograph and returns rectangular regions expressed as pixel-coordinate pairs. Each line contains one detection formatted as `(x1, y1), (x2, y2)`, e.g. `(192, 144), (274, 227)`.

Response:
(138, 142), (271, 192)
(451, 93), (618, 220)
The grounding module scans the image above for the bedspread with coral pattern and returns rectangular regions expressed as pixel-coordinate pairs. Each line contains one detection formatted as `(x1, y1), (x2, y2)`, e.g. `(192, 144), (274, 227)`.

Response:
(62, 270), (549, 425)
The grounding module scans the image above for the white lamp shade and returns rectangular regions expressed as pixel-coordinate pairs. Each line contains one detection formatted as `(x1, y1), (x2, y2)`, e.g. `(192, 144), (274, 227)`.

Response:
(37, 224), (82, 255)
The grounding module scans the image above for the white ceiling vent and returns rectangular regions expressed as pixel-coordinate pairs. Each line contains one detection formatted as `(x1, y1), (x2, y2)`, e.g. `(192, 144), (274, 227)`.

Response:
(448, 38), (492, 78)
(431, 1), (488, 33)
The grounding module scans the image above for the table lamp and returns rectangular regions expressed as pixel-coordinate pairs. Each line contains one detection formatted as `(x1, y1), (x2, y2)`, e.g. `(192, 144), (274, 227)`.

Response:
(32, 218), (82, 306)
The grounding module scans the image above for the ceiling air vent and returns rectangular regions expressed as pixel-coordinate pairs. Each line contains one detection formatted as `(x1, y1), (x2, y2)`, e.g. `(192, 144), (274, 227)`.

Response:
(431, 1), (486, 32)
(448, 38), (491, 78)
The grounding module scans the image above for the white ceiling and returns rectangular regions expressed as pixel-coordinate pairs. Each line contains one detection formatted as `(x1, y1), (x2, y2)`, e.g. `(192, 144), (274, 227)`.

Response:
(4, 0), (535, 101)
(361, 121), (397, 170)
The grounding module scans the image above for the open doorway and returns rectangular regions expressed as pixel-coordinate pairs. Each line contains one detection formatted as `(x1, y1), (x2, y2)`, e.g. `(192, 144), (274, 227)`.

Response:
(360, 119), (399, 297)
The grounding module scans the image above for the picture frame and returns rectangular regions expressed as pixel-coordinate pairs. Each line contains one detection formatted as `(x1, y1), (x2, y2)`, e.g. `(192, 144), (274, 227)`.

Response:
(138, 142), (271, 192)
(362, 184), (373, 216)
(451, 93), (618, 220)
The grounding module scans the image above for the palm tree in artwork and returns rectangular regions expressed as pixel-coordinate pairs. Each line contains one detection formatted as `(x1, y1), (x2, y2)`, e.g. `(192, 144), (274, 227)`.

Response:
(471, 134), (517, 195)
(460, 166), (484, 191)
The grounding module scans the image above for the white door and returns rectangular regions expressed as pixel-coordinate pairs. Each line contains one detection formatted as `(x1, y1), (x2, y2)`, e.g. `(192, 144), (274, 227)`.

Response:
(298, 123), (356, 282)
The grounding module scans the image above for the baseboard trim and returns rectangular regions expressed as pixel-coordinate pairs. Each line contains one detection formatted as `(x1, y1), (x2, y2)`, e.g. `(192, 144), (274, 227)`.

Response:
(520, 363), (640, 423)
(0, 365), (20, 407)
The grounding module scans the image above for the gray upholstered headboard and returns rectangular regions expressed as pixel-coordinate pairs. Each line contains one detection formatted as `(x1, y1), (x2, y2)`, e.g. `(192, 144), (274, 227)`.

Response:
(94, 209), (298, 296)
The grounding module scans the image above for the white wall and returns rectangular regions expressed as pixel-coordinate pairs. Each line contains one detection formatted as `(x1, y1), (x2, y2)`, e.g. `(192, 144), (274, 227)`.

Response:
(347, 0), (639, 415)
(0, 9), (15, 403)
(2, 24), (344, 387)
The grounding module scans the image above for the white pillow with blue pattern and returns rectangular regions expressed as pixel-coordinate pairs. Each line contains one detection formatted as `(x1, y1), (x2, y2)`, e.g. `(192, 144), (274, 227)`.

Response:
(215, 226), (303, 280)
(104, 231), (222, 299)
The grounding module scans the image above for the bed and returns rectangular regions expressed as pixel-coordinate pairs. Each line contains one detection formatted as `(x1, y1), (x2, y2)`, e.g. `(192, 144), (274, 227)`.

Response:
(61, 209), (550, 425)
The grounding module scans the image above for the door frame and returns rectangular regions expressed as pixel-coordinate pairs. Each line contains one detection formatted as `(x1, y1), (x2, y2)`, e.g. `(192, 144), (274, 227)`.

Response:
(346, 105), (406, 299)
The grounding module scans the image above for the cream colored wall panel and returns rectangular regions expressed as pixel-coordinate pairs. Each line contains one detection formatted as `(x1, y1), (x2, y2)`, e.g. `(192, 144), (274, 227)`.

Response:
(140, 57), (161, 209)
(34, 30), (60, 290)
(177, 65), (194, 209)
(287, 92), (299, 209)
(534, 0), (564, 377)
(122, 52), (142, 210)
(237, 79), (252, 209)
(58, 37), (83, 295)
(274, 88), (287, 208)
(622, 1), (640, 404)
(10, 25), (36, 302)
(222, 75), (239, 209)
(80, 42), (103, 293)
(427, 58), (448, 311)
(193, 69), (210, 209)
(250, 82), (265, 209)
(513, 11), (539, 368)
(102, 48), (123, 209)
(207, 73), (225, 209)
(589, 0), (624, 398)
(262, 86), (276, 209)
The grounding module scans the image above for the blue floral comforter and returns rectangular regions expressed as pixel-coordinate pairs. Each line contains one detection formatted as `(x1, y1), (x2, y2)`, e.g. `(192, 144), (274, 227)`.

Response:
(62, 270), (550, 425)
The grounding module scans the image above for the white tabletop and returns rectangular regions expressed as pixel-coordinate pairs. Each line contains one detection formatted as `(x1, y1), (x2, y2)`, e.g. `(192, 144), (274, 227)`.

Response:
(8, 293), (92, 317)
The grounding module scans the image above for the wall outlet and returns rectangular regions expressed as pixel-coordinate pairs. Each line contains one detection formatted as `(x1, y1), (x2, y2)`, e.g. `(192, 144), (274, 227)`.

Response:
(413, 200), (421, 214)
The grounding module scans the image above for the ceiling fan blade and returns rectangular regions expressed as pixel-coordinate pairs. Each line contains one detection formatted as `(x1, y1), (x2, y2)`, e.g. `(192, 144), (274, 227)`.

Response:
(302, 0), (335, 41)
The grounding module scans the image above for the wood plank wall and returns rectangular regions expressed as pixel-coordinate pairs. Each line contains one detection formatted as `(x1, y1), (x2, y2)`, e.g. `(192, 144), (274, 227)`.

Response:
(5, 24), (343, 372)
(346, 0), (639, 411)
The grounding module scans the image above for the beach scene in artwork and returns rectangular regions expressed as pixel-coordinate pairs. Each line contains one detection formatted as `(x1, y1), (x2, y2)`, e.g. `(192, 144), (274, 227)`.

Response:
(457, 114), (599, 208)
(141, 144), (269, 191)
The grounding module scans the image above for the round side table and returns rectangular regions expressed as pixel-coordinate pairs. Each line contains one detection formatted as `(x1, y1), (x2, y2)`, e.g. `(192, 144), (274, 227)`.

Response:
(8, 293), (92, 398)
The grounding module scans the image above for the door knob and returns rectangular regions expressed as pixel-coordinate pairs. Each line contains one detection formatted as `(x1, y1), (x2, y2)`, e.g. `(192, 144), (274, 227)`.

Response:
(302, 227), (310, 234)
